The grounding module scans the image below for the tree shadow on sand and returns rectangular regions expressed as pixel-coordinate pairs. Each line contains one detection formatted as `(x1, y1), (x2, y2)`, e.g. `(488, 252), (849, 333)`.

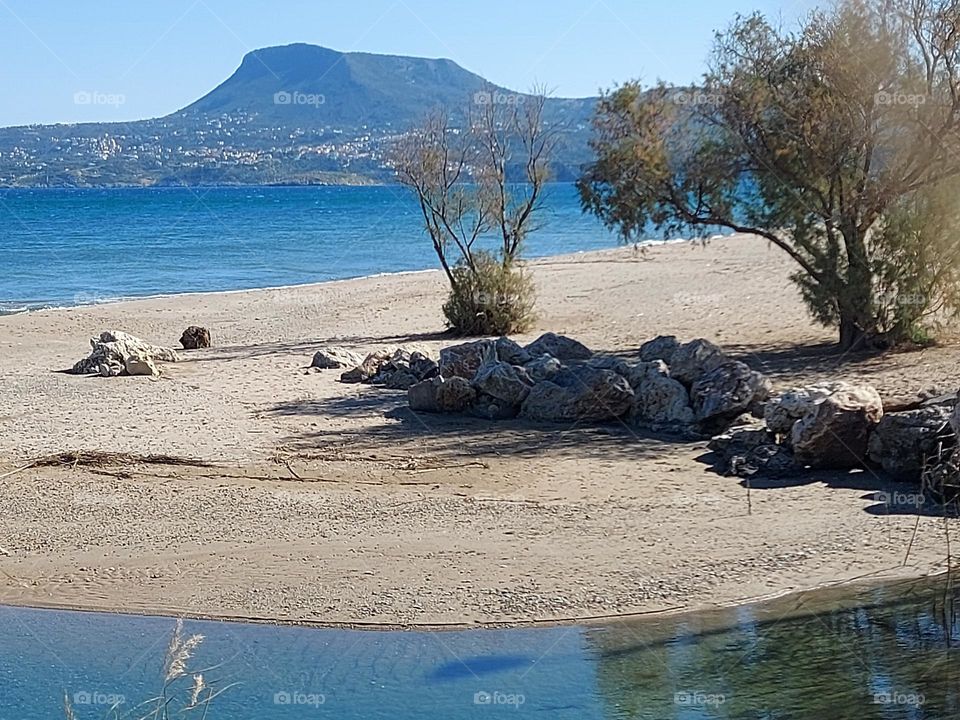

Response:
(265, 390), (699, 462)
(694, 447), (959, 518)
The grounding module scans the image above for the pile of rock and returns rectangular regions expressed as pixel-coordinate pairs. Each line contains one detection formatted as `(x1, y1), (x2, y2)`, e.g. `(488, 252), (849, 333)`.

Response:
(310, 346), (439, 390)
(710, 380), (958, 483)
(407, 333), (771, 433)
(70, 330), (180, 377)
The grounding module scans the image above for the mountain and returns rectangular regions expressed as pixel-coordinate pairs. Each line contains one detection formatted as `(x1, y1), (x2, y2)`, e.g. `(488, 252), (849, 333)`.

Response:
(0, 44), (598, 188)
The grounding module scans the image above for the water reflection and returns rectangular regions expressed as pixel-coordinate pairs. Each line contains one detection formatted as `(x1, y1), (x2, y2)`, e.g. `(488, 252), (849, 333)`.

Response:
(589, 577), (960, 719)
(0, 576), (958, 719)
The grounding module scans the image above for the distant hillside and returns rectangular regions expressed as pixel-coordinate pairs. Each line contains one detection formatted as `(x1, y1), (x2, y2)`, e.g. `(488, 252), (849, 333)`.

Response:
(0, 44), (598, 188)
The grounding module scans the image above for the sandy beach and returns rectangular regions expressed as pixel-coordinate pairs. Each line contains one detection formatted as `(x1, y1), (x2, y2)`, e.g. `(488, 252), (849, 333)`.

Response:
(1, 234), (958, 627)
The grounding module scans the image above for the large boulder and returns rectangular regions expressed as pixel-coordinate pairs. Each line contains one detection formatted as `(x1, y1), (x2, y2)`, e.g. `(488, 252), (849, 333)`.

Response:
(791, 385), (884, 468)
(629, 360), (695, 427)
(524, 333), (592, 362)
(639, 335), (680, 364)
(311, 346), (363, 370)
(669, 338), (729, 386)
(708, 424), (796, 477)
(179, 326), (211, 350)
(438, 338), (530, 380)
(408, 376), (476, 413)
(691, 361), (771, 431)
(520, 366), (634, 423)
(764, 382), (852, 437)
(472, 361), (534, 406)
(71, 331), (180, 377)
(867, 405), (954, 481)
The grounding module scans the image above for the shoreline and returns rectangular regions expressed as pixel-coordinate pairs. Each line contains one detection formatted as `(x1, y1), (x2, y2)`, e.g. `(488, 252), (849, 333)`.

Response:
(2, 233), (958, 628)
(0, 236), (707, 317)
(0, 567), (945, 632)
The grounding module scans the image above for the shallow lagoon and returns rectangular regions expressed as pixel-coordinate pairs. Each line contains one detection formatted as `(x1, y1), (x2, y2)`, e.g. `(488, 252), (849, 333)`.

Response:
(2, 576), (958, 719)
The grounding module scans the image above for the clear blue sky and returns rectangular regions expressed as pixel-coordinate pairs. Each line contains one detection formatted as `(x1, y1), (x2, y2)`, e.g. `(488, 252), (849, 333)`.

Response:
(0, 0), (819, 127)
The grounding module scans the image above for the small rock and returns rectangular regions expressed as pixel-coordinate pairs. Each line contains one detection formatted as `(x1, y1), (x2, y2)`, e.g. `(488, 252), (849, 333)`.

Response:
(311, 346), (364, 370)
(179, 326), (211, 350)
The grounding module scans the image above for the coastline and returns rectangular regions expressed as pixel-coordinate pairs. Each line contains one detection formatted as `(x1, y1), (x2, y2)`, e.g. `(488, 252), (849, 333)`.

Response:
(2, 233), (958, 627)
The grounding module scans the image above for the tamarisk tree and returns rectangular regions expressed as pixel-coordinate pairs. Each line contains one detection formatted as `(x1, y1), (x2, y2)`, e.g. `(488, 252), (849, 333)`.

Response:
(392, 89), (557, 335)
(579, 0), (960, 349)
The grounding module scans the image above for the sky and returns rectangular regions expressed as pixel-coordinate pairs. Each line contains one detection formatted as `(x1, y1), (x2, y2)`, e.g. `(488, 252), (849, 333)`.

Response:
(0, 0), (820, 127)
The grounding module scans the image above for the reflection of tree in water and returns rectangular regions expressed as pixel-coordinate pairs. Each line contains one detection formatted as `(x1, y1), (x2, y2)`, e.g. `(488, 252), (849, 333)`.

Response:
(587, 580), (960, 720)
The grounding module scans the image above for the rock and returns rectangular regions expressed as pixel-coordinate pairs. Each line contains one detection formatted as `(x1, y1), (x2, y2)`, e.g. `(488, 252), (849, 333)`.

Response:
(436, 376), (477, 412)
(408, 351), (439, 381)
(791, 385), (884, 468)
(669, 338), (729, 386)
(340, 350), (392, 384)
(439, 338), (530, 379)
(867, 405), (954, 481)
(124, 353), (159, 377)
(764, 382), (852, 437)
(586, 355), (632, 376)
(950, 395), (960, 438)
(729, 443), (797, 478)
(439, 340), (491, 380)
(472, 361), (534, 406)
(384, 370), (420, 390)
(179, 326), (211, 350)
(708, 422), (796, 476)
(629, 361), (695, 427)
(523, 354), (562, 383)
(708, 424), (773, 454)
(520, 366), (634, 423)
(493, 337), (533, 366)
(311, 346), (363, 370)
(409, 376), (477, 413)
(71, 331), (180, 376)
(408, 378), (441, 412)
(524, 332), (592, 362)
(639, 335), (680, 364)
(691, 361), (772, 431)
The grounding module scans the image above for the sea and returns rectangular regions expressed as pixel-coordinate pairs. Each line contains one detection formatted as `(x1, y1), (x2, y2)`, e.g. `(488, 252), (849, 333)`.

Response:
(2, 575), (958, 719)
(0, 184), (626, 314)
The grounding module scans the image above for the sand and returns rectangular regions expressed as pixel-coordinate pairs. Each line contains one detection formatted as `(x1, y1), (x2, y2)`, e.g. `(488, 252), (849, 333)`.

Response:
(1, 234), (957, 627)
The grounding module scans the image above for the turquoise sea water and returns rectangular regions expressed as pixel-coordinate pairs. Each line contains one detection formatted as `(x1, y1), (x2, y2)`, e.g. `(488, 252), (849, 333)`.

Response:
(2, 577), (959, 719)
(0, 185), (620, 314)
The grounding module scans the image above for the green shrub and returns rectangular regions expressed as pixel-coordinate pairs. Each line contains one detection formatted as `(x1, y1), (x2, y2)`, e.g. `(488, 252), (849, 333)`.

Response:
(442, 253), (536, 336)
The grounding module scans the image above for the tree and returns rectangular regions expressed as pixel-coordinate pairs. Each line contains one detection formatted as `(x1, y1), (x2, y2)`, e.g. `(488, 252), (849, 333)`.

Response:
(578, 0), (960, 350)
(392, 88), (557, 335)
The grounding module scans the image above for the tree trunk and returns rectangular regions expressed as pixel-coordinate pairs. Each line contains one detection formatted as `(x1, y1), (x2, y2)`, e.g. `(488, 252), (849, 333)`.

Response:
(837, 226), (876, 351)
(838, 312), (869, 351)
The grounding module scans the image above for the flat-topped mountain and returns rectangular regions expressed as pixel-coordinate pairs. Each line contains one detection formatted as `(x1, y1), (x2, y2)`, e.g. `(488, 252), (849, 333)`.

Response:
(0, 44), (598, 187)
